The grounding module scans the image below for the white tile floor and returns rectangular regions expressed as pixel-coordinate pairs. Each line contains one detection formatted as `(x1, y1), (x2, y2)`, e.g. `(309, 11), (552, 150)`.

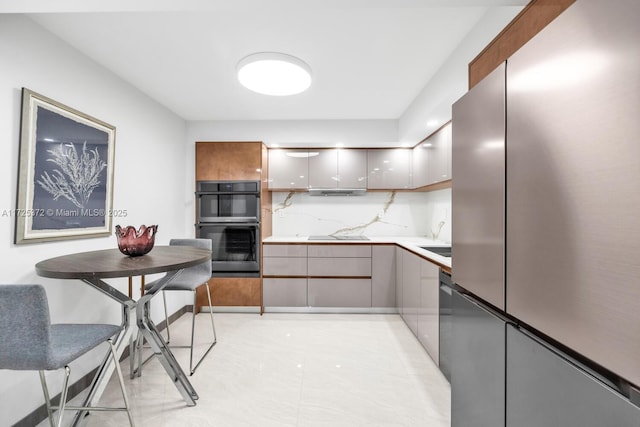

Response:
(53, 313), (450, 426)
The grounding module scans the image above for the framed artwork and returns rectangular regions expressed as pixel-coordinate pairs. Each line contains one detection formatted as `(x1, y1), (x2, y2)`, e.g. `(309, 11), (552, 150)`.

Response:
(15, 88), (116, 244)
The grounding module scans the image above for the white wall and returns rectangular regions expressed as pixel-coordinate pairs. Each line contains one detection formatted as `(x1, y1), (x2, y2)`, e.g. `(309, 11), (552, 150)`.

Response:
(187, 8), (525, 151)
(187, 119), (398, 147)
(398, 6), (523, 145)
(0, 15), (191, 425)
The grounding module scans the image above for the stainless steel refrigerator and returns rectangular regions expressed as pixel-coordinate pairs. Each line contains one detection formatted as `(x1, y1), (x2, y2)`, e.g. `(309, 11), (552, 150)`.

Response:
(452, 0), (640, 425)
(506, 0), (640, 389)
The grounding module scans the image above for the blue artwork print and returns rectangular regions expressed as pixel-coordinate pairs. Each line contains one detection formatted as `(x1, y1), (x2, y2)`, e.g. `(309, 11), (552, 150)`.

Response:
(31, 107), (110, 230)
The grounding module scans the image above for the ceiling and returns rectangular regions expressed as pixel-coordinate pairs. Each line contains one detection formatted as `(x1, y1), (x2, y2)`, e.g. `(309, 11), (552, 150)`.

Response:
(3, 0), (527, 123)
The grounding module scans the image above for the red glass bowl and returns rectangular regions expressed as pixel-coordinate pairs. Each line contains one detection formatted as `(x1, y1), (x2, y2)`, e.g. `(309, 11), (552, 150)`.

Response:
(115, 225), (158, 257)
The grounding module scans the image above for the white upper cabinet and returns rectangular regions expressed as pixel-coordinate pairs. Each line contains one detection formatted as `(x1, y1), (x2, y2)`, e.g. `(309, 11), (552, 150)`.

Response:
(413, 123), (452, 188)
(268, 149), (310, 189)
(412, 141), (429, 188)
(338, 149), (367, 188)
(268, 142), (451, 191)
(308, 149), (338, 189)
(308, 149), (367, 189)
(428, 123), (452, 184)
(367, 148), (412, 189)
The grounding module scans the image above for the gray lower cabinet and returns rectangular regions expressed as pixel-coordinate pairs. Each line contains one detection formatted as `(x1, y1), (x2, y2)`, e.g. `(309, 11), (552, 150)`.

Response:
(402, 251), (420, 335)
(307, 244), (371, 258)
(264, 243), (382, 310)
(417, 259), (439, 363)
(307, 257), (371, 276)
(263, 244), (308, 307)
(307, 245), (372, 308)
(395, 246), (404, 316)
(372, 245), (396, 307)
(262, 244), (307, 276)
(308, 278), (372, 307)
(263, 244), (308, 258)
(397, 247), (442, 366)
(262, 257), (307, 276)
(506, 324), (640, 427)
(263, 278), (307, 307)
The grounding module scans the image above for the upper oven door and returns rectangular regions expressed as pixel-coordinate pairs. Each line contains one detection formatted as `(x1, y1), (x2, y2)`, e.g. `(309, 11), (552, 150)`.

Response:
(196, 181), (260, 222)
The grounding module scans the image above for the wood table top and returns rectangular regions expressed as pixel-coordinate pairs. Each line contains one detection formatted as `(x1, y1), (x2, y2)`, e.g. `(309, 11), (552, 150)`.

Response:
(35, 246), (211, 279)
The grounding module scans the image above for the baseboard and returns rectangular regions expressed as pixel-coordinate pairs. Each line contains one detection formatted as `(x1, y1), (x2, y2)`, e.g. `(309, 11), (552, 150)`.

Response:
(262, 307), (399, 314)
(202, 305), (261, 313)
(12, 305), (191, 427)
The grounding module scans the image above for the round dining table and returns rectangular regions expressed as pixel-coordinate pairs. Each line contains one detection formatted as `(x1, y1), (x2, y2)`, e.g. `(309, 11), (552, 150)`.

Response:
(36, 246), (211, 426)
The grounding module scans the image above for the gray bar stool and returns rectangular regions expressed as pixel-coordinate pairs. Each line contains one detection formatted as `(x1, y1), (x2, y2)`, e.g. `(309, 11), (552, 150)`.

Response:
(0, 284), (134, 427)
(137, 238), (217, 376)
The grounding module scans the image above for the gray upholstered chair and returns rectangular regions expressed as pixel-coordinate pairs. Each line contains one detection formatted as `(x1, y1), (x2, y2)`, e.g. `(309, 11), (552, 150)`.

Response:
(0, 284), (134, 427)
(141, 238), (216, 376)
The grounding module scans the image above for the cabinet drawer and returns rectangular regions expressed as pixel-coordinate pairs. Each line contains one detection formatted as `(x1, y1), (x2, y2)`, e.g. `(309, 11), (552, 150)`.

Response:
(307, 244), (371, 258)
(263, 278), (307, 307)
(263, 244), (307, 258)
(308, 278), (372, 307)
(263, 257), (307, 276)
(308, 257), (371, 277)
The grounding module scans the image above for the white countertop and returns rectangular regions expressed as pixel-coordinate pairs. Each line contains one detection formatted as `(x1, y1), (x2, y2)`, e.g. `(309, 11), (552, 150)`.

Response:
(263, 235), (452, 270)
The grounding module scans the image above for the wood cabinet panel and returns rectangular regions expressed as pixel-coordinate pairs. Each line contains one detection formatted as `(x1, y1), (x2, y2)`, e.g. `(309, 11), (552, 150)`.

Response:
(196, 277), (261, 307)
(194, 141), (271, 309)
(196, 142), (262, 181)
(260, 143), (272, 240)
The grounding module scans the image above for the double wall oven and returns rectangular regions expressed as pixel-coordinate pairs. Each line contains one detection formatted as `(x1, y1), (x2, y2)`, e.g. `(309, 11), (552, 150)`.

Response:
(195, 181), (260, 276)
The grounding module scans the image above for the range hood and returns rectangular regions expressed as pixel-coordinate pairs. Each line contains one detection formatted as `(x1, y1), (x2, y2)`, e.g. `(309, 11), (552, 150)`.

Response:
(308, 188), (367, 196)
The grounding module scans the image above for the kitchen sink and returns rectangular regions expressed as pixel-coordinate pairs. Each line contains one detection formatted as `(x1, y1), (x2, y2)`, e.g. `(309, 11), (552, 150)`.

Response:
(419, 246), (452, 257)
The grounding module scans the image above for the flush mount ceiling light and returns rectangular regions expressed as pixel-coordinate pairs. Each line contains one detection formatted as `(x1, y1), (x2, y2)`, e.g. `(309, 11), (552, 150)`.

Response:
(237, 52), (312, 96)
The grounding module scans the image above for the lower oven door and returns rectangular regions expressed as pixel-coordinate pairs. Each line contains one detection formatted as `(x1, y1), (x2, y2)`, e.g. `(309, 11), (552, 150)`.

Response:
(195, 223), (260, 275)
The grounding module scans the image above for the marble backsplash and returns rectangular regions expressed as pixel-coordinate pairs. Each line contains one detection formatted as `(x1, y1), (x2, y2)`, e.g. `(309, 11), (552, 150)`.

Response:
(271, 188), (451, 243)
